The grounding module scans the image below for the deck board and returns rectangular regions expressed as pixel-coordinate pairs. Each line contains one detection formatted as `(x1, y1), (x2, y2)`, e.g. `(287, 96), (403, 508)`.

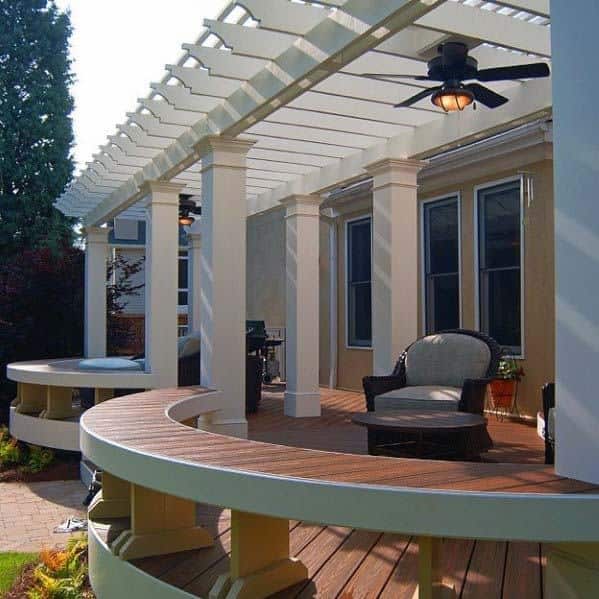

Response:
(88, 386), (581, 597)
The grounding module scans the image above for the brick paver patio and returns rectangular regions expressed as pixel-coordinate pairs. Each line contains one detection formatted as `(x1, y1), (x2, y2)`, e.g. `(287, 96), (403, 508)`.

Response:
(0, 480), (86, 551)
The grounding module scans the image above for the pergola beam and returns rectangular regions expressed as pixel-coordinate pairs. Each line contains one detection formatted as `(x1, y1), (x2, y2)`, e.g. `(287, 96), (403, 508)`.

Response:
(85, 0), (446, 226)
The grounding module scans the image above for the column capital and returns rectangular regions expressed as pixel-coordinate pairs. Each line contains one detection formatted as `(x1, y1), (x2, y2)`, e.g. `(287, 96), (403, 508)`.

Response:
(280, 195), (321, 218)
(84, 226), (111, 244)
(196, 136), (257, 170)
(140, 181), (186, 204)
(364, 158), (427, 191)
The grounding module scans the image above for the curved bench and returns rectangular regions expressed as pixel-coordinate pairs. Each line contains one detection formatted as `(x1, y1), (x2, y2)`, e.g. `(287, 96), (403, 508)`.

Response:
(82, 387), (599, 599)
(8, 359), (160, 451)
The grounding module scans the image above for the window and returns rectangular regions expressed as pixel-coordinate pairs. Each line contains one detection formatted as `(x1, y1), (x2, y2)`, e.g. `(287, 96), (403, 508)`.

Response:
(477, 179), (523, 355)
(178, 251), (189, 307)
(423, 197), (460, 334)
(346, 217), (372, 347)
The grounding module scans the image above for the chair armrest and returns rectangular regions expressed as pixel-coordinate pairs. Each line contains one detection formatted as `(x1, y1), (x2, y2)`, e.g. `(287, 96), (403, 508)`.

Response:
(362, 375), (406, 412)
(459, 378), (491, 414)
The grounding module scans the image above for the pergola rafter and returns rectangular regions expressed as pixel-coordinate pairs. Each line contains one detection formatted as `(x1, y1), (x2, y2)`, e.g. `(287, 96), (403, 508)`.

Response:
(54, 0), (552, 226)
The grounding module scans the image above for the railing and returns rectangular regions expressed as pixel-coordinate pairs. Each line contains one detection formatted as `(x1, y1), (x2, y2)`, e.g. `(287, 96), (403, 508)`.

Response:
(81, 387), (599, 599)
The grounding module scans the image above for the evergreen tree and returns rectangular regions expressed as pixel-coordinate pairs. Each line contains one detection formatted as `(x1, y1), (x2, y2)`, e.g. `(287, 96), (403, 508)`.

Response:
(0, 0), (75, 257)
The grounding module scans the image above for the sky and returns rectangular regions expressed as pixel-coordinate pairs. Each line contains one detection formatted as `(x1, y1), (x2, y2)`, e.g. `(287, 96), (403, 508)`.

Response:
(53, 0), (228, 172)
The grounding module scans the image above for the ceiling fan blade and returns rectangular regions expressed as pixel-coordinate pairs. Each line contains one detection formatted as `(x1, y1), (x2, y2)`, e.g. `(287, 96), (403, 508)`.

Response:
(359, 73), (433, 81)
(465, 83), (509, 109)
(476, 62), (550, 82)
(394, 86), (440, 108)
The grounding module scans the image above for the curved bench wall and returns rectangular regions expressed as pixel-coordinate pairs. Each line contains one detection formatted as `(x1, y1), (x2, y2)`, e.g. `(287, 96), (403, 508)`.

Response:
(81, 387), (599, 544)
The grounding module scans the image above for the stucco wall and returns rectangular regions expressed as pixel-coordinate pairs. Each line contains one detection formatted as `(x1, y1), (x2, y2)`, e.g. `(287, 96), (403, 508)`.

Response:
(333, 150), (555, 418)
(246, 208), (286, 327)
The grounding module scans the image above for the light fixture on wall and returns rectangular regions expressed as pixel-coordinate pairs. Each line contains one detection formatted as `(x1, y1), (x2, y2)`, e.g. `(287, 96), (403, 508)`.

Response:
(179, 195), (201, 226)
(431, 85), (474, 112)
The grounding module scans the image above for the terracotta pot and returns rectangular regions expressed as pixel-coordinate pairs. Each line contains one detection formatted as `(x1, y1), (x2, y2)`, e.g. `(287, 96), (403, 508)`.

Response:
(489, 378), (517, 409)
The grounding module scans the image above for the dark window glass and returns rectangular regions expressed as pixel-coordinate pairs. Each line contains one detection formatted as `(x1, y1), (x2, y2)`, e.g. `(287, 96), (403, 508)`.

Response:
(478, 181), (522, 354)
(347, 217), (372, 347)
(423, 198), (460, 334)
(178, 252), (188, 307)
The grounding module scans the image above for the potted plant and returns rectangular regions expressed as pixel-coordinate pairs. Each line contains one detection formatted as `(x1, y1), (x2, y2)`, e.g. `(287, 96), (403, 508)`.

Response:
(489, 356), (524, 411)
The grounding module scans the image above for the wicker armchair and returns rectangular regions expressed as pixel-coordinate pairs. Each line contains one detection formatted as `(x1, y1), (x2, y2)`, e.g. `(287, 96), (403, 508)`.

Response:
(542, 382), (555, 465)
(363, 329), (500, 413)
(362, 329), (501, 454)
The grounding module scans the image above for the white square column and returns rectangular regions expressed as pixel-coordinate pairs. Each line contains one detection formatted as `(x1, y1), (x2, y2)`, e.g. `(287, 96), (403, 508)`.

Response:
(365, 159), (426, 375)
(143, 181), (185, 389)
(198, 137), (256, 438)
(281, 195), (322, 418)
(187, 222), (202, 334)
(84, 226), (110, 358)
(553, 3), (599, 484)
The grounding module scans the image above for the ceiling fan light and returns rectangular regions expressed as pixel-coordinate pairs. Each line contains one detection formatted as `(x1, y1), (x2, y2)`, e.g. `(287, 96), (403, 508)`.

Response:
(178, 214), (195, 226)
(432, 87), (474, 112)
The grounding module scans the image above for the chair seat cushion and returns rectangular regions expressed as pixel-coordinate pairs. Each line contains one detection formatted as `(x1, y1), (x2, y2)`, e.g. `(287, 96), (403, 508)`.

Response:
(374, 386), (462, 412)
(178, 332), (201, 359)
(79, 358), (143, 371)
(547, 406), (556, 440)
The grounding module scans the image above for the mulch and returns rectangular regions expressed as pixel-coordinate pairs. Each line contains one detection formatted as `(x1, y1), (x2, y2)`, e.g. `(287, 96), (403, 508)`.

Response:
(3, 562), (37, 599)
(0, 460), (80, 484)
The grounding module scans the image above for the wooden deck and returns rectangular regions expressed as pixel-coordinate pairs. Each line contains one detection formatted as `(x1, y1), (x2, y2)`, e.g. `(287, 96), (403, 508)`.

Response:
(122, 387), (557, 597)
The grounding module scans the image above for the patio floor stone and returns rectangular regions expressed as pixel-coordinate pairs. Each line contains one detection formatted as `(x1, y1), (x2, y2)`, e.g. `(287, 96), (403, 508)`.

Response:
(0, 480), (86, 552)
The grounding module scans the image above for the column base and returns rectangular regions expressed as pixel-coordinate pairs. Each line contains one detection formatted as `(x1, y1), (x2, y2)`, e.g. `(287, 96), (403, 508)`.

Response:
(284, 391), (321, 418)
(110, 526), (213, 561)
(210, 558), (308, 599)
(198, 417), (248, 439)
(88, 490), (130, 520)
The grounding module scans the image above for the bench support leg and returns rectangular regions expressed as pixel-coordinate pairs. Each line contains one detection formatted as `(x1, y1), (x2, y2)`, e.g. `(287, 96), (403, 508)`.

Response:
(111, 484), (213, 560)
(88, 472), (131, 519)
(414, 536), (455, 599)
(545, 542), (599, 598)
(40, 386), (74, 419)
(210, 511), (308, 599)
(15, 383), (47, 414)
(94, 388), (114, 405)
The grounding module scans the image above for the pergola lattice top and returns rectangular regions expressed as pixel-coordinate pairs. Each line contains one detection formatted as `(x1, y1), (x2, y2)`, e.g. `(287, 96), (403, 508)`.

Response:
(55, 0), (551, 225)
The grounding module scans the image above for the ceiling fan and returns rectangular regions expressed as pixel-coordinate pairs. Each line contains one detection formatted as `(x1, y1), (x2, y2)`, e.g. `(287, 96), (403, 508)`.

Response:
(361, 42), (550, 112)
(179, 195), (201, 226)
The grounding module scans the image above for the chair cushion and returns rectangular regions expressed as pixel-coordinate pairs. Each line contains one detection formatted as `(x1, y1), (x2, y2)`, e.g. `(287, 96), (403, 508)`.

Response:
(79, 358), (143, 371)
(547, 407), (556, 440)
(177, 332), (201, 359)
(405, 333), (490, 388)
(374, 386), (461, 412)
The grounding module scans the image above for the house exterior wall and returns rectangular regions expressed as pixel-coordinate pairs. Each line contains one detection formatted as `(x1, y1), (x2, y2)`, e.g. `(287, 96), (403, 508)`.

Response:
(246, 208), (286, 327)
(334, 150), (554, 418)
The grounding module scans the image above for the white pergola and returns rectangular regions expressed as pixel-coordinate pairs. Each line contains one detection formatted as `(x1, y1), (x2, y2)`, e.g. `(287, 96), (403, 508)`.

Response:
(55, 1), (599, 486)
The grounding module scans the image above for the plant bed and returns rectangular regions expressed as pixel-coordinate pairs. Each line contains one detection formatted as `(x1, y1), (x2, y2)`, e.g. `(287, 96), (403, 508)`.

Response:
(0, 552), (38, 596)
(3, 537), (94, 598)
(0, 459), (80, 484)
(0, 426), (80, 484)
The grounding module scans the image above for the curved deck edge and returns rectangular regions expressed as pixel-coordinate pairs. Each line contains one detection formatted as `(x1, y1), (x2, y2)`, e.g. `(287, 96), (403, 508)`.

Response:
(88, 521), (196, 599)
(10, 405), (80, 452)
(81, 388), (599, 543)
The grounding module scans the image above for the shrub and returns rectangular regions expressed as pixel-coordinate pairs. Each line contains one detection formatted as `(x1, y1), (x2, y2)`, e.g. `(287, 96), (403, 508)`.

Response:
(27, 536), (90, 599)
(0, 437), (21, 468)
(24, 446), (55, 474)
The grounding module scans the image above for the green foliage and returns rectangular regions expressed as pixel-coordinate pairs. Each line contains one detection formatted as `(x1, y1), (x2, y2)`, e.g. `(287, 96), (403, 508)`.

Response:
(0, 552), (38, 594)
(0, 0), (75, 258)
(0, 434), (21, 467)
(0, 246), (84, 422)
(497, 357), (525, 381)
(27, 535), (91, 599)
(23, 445), (55, 474)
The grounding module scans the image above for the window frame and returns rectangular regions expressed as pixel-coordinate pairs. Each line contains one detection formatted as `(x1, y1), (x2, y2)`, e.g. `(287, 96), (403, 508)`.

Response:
(345, 215), (373, 350)
(474, 176), (525, 358)
(420, 193), (462, 336)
